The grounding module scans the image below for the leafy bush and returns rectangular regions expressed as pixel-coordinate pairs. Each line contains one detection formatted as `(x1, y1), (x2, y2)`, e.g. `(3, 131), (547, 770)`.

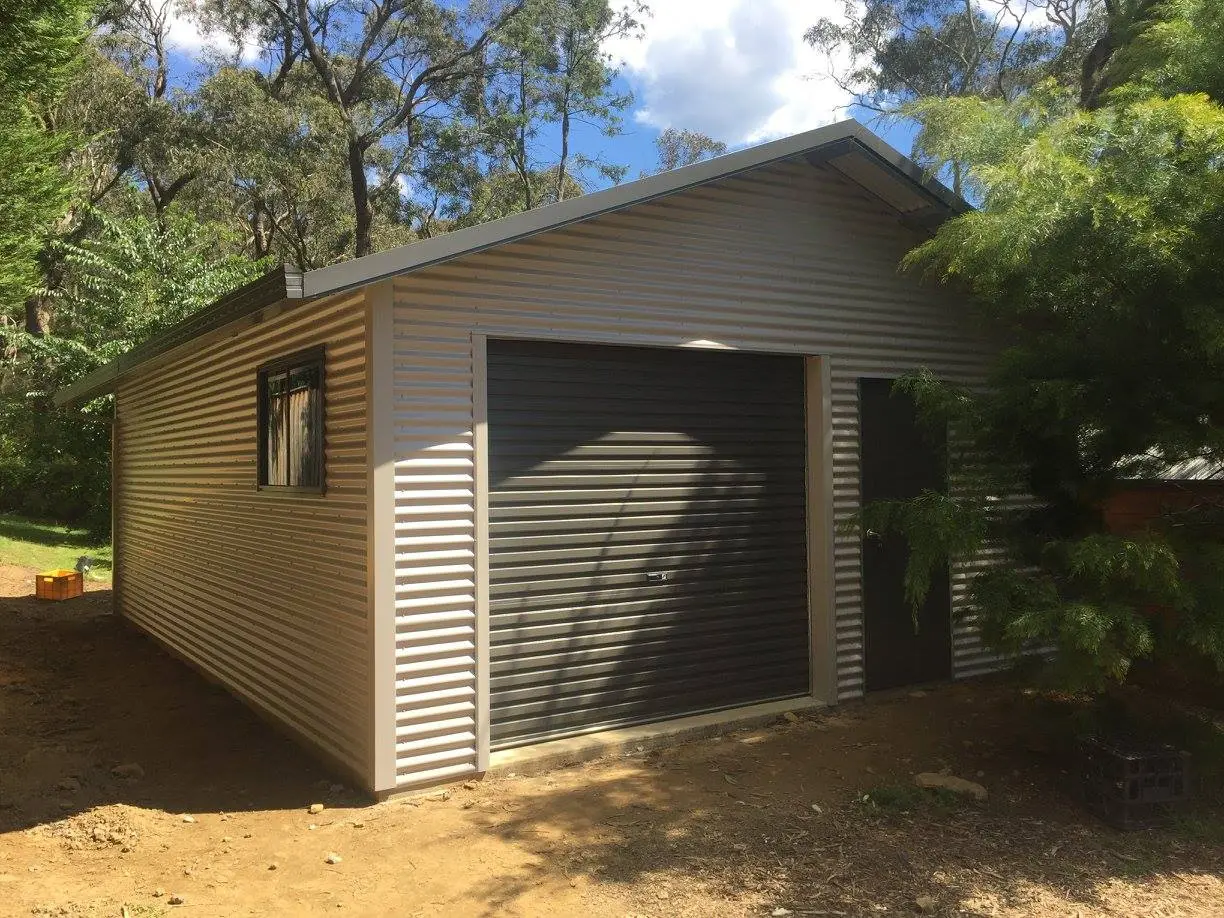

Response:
(0, 208), (269, 534)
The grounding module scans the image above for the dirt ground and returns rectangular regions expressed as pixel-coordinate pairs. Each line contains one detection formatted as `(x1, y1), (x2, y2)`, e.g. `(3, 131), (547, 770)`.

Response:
(2, 565), (1223, 918)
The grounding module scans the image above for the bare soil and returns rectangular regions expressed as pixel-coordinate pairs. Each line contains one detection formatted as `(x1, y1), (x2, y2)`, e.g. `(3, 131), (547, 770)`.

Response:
(1, 564), (1222, 918)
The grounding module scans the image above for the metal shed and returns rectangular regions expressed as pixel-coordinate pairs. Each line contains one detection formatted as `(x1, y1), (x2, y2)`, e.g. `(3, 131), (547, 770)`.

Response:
(59, 119), (1001, 797)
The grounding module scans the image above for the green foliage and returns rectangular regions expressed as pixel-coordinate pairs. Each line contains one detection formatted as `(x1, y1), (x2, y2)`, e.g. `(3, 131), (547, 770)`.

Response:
(654, 128), (728, 173)
(805, 0), (1105, 189)
(0, 0), (94, 313)
(862, 489), (989, 617)
(1108, 0), (1224, 102)
(863, 0), (1224, 691)
(858, 782), (971, 813)
(0, 207), (269, 531)
(55, 205), (271, 354)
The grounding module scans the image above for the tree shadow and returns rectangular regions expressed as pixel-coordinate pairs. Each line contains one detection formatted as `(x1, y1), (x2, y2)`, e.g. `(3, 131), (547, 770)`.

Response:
(0, 514), (112, 573)
(0, 589), (345, 836)
(458, 692), (1224, 917)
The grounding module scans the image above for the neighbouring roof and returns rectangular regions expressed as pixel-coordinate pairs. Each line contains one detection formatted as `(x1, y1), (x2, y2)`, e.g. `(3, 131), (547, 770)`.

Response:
(1137, 454), (1224, 482)
(56, 118), (966, 407)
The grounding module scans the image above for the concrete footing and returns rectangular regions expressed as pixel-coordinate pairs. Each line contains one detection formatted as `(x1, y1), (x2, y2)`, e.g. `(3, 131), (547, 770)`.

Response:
(485, 696), (825, 778)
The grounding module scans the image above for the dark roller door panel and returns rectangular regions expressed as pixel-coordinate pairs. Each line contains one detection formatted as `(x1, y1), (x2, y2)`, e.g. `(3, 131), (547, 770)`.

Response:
(487, 339), (809, 749)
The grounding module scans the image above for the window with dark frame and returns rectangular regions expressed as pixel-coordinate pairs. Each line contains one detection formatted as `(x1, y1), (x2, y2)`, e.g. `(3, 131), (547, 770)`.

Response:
(257, 347), (324, 491)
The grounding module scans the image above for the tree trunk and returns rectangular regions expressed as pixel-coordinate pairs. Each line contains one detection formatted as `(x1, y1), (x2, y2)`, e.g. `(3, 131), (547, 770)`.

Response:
(251, 206), (271, 259)
(517, 63), (533, 209)
(348, 137), (374, 257)
(556, 106), (571, 203)
(24, 297), (48, 337)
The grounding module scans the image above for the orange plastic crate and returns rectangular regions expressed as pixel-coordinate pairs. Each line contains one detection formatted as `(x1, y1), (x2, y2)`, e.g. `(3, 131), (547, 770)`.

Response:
(36, 569), (83, 601)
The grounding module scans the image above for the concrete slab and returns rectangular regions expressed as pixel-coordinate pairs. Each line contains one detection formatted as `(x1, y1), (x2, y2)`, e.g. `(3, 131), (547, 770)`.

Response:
(485, 696), (825, 778)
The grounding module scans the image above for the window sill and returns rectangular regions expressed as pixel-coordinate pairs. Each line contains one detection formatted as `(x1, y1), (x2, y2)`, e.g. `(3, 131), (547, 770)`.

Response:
(256, 485), (327, 496)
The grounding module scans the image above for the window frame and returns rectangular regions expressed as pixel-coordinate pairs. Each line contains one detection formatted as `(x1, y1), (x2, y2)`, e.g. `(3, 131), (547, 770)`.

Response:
(256, 345), (326, 495)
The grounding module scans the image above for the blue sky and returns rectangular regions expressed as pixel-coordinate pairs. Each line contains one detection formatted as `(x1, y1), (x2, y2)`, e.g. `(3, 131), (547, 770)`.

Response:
(164, 0), (921, 186)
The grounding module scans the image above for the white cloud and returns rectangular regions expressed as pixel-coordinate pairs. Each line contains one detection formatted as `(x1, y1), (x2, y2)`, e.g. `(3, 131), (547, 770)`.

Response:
(605, 0), (854, 146)
(164, 0), (260, 63)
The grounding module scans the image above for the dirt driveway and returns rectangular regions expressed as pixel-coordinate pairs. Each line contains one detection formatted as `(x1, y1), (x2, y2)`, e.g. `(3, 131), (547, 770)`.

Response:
(1, 566), (1222, 918)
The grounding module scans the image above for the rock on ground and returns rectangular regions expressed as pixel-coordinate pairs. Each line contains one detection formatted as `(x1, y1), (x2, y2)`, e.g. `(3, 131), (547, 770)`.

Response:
(914, 772), (988, 801)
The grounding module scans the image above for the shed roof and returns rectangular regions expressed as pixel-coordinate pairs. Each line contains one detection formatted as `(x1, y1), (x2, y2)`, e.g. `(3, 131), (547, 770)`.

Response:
(56, 118), (965, 407)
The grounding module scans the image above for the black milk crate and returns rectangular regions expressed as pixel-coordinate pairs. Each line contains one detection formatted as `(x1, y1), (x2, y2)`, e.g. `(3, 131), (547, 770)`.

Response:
(1079, 735), (1191, 829)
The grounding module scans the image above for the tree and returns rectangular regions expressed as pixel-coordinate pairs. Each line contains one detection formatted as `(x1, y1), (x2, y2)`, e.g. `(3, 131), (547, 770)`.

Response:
(654, 128), (727, 172)
(20, 0), (216, 338)
(806, 0), (1107, 191)
(475, 0), (636, 212)
(538, 0), (640, 201)
(196, 0), (530, 257)
(0, 205), (270, 530)
(189, 65), (357, 267)
(0, 0), (95, 333)
(856, 0), (1224, 689)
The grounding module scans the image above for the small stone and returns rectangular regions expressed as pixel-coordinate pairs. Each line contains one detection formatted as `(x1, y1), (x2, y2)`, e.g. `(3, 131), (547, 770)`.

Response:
(772, 909), (794, 917)
(913, 772), (988, 801)
(463, 780), (480, 790)
(915, 894), (938, 914)
(656, 890), (670, 900)
(783, 711), (801, 724)
(308, 824), (318, 831)
(268, 863), (278, 871)
(350, 821), (365, 829)
(108, 831), (124, 844)
(810, 803), (823, 814)
(181, 814), (196, 823)
(324, 852), (342, 865)
(168, 894), (184, 906)
(909, 690), (928, 698)
(308, 803), (325, 815)
(221, 835), (233, 843)
(91, 826), (108, 843)
(112, 763), (144, 780)
(56, 777), (81, 793)
(152, 888), (165, 898)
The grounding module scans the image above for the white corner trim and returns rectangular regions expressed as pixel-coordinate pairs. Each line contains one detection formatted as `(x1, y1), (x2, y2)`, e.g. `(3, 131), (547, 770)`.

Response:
(472, 334), (492, 772)
(368, 280), (398, 792)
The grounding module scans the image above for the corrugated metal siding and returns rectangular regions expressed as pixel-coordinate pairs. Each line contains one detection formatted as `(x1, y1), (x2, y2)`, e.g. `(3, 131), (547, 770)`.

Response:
(390, 157), (994, 786)
(485, 339), (809, 748)
(114, 292), (371, 784)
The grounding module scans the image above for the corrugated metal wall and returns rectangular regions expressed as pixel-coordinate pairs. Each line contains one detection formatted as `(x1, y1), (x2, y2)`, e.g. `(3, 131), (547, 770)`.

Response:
(114, 291), (371, 784)
(389, 157), (994, 788)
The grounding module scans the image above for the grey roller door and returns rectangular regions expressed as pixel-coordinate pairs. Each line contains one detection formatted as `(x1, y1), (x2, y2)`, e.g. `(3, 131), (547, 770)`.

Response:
(487, 339), (809, 748)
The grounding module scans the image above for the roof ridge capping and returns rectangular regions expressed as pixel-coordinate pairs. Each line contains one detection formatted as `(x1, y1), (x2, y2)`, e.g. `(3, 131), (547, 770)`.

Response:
(55, 119), (965, 407)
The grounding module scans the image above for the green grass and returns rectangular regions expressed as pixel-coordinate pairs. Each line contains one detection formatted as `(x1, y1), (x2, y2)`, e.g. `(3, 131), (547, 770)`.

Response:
(857, 781), (972, 814)
(0, 512), (112, 580)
